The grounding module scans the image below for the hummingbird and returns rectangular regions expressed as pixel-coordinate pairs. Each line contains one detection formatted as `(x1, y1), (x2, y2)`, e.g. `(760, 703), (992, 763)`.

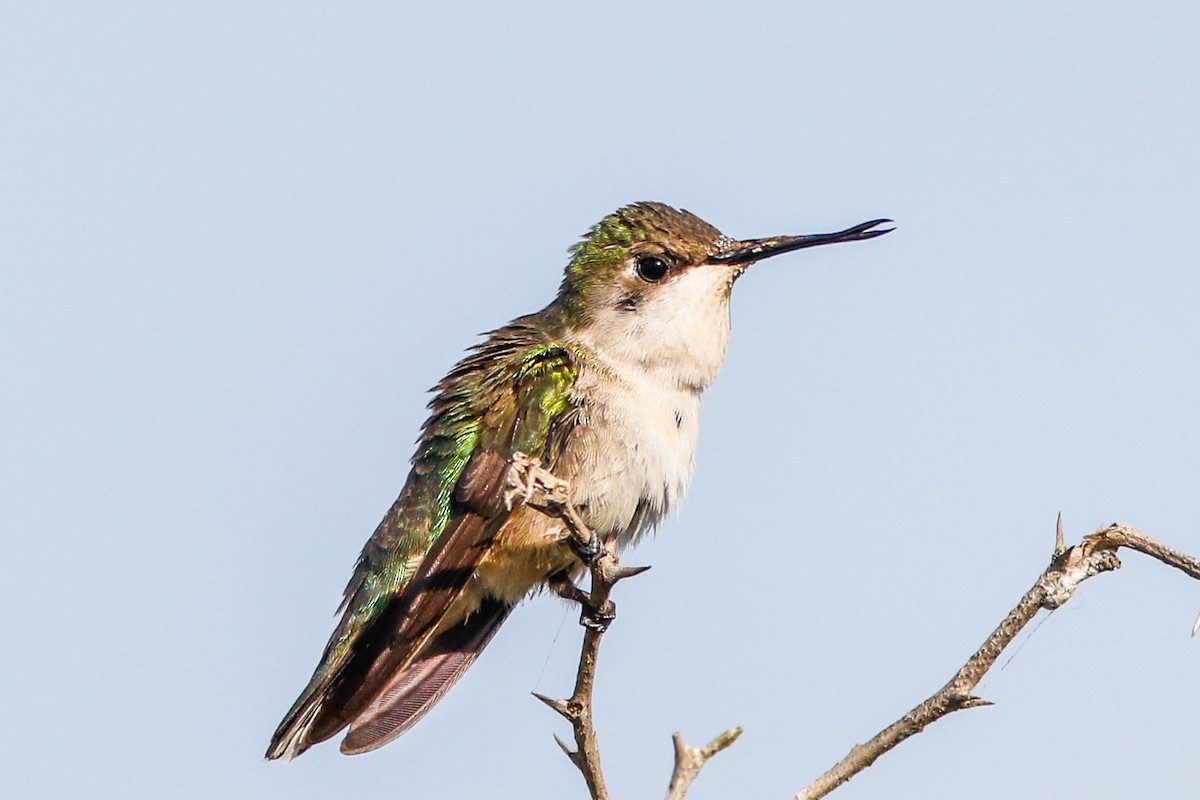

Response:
(266, 202), (892, 760)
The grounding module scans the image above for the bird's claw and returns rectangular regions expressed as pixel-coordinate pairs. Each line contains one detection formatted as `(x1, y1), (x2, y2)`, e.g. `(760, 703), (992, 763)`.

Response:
(549, 570), (616, 631)
(503, 452), (570, 511)
(505, 453), (602, 569)
(567, 530), (603, 566)
(580, 600), (616, 632)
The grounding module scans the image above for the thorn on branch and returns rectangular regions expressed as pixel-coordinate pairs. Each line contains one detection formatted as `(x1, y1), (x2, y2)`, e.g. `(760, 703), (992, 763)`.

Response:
(615, 564), (652, 581)
(532, 692), (574, 721)
(554, 734), (584, 768)
(959, 696), (994, 710)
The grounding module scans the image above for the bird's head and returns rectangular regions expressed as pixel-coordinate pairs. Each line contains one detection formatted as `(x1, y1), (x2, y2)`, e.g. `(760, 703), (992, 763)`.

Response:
(557, 202), (892, 389)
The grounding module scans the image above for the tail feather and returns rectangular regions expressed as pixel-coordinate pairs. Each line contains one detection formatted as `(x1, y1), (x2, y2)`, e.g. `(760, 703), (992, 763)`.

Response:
(340, 598), (511, 755)
(265, 701), (322, 762)
(265, 593), (409, 761)
(265, 665), (338, 761)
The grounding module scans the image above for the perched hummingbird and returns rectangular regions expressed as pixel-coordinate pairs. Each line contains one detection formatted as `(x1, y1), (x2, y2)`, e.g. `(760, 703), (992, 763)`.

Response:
(266, 202), (892, 760)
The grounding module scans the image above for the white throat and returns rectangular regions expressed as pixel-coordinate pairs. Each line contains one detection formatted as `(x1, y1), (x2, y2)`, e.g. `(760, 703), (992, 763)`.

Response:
(573, 262), (734, 392)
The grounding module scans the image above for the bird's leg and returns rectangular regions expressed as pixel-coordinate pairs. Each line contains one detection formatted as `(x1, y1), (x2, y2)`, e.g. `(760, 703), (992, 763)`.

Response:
(503, 452), (602, 565)
(505, 454), (644, 632)
(548, 569), (617, 632)
(548, 569), (589, 605)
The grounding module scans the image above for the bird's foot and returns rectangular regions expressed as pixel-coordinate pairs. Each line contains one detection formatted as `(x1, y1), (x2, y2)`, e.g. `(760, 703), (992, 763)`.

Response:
(566, 528), (603, 565)
(580, 601), (616, 632)
(549, 570), (616, 632)
(503, 452), (570, 511)
(503, 453), (602, 564)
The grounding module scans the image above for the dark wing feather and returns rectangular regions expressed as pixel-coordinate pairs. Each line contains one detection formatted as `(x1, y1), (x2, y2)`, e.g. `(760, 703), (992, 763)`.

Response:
(266, 318), (579, 760)
(306, 510), (495, 744)
(340, 598), (511, 754)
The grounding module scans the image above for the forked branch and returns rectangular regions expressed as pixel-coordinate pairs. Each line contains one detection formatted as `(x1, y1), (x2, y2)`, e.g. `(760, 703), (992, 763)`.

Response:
(666, 726), (744, 800)
(794, 520), (1200, 800)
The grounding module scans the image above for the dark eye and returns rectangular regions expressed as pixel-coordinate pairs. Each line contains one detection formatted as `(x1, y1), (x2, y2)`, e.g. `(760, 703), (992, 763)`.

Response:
(635, 255), (670, 282)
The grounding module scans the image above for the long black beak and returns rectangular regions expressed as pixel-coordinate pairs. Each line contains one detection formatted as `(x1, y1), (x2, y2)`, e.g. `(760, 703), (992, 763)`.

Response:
(709, 218), (894, 266)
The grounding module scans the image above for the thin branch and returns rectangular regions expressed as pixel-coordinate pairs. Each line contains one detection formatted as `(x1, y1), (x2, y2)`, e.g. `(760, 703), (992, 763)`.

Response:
(794, 522), (1199, 800)
(517, 456), (653, 800)
(1093, 524), (1200, 580)
(538, 541), (739, 800)
(666, 727), (743, 800)
(533, 543), (644, 800)
(519, 455), (739, 799)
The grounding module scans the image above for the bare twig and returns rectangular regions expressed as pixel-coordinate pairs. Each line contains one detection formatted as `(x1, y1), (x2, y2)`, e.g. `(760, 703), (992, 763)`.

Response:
(666, 727), (743, 800)
(533, 544), (646, 800)
(517, 457), (654, 800)
(536, 540), (739, 800)
(1092, 524), (1200, 581)
(794, 522), (1199, 800)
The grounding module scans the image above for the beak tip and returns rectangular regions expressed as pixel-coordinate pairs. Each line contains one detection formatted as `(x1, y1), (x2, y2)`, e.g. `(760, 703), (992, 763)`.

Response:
(712, 217), (897, 264)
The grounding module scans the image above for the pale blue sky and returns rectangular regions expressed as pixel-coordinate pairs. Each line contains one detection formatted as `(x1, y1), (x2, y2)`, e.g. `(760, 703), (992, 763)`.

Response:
(3, 3), (1198, 798)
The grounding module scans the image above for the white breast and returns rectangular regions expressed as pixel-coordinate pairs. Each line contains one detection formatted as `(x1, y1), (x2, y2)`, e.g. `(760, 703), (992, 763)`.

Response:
(564, 362), (702, 548)
(559, 261), (736, 547)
